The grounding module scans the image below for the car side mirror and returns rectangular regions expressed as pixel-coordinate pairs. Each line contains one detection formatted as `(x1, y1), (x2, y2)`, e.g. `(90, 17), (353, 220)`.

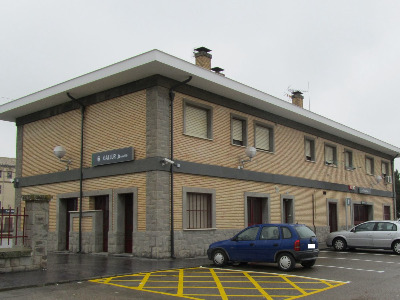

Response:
(350, 228), (356, 233)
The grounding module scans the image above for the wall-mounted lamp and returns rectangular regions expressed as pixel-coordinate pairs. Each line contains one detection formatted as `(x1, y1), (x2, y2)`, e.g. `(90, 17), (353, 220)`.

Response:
(53, 146), (72, 170)
(238, 146), (257, 169)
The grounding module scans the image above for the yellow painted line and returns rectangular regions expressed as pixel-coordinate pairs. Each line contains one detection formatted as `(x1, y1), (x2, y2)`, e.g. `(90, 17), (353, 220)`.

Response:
(177, 269), (184, 296)
(243, 271), (274, 300)
(138, 272), (151, 289)
(210, 268), (228, 300)
(279, 274), (308, 296)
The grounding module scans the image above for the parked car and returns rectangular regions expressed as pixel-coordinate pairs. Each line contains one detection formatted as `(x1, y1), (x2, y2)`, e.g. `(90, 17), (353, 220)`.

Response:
(326, 220), (400, 254)
(207, 224), (319, 271)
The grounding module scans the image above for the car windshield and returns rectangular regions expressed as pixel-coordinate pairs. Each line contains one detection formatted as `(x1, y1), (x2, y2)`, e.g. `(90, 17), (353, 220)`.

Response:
(295, 226), (316, 238)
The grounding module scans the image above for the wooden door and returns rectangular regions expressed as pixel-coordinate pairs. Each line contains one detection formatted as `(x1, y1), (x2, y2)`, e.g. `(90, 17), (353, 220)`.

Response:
(329, 202), (338, 232)
(124, 194), (133, 253)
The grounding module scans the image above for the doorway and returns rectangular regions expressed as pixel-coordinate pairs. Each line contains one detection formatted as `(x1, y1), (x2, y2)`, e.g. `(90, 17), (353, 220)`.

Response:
(247, 197), (263, 226)
(328, 202), (338, 232)
(122, 193), (133, 253)
(353, 204), (372, 225)
(282, 198), (294, 223)
(95, 195), (109, 252)
(65, 198), (78, 250)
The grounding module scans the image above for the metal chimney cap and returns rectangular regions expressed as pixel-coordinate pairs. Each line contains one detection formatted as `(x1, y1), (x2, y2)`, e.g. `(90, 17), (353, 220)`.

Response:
(211, 67), (224, 73)
(194, 47), (212, 53)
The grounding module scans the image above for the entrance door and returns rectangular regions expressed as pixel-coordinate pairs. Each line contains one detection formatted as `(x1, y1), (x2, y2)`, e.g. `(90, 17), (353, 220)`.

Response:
(123, 194), (133, 253)
(353, 204), (369, 225)
(247, 197), (263, 226)
(65, 198), (78, 250)
(95, 196), (109, 252)
(329, 202), (338, 232)
(283, 199), (293, 223)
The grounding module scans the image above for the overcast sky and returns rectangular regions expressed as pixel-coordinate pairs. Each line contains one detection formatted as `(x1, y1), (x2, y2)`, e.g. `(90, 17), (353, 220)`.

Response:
(1, 0), (400, 170)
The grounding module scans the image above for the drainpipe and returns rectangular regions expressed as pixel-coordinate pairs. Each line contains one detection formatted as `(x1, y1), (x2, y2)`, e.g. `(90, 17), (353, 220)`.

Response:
(392, 155), (399, 219)
(168, 76), (192, 259)
(312, 191), (316, 233)
(67, 93), (85, 253)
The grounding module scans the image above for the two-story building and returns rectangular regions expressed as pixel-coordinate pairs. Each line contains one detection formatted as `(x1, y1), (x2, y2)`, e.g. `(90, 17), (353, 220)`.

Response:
(0, 48), (399, 257)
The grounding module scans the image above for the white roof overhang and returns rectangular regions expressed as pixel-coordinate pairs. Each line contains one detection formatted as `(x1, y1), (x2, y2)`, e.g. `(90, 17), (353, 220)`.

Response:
(1, 49), (399, 157)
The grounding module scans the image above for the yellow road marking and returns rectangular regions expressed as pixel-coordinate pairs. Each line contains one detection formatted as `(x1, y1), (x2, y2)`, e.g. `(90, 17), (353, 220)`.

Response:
(91, 267), (348, 299)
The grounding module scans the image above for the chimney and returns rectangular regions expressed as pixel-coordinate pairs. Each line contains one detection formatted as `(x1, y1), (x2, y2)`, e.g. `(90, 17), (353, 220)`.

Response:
(291, 91), (304, 108)
(194, 47), (212, 70)
(211, 67), (225, 77)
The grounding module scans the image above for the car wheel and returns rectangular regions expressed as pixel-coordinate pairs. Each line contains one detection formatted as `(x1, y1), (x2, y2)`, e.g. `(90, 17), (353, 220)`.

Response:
(277, 253), (295, 272)
(392, 241), (400, 254)
(301, 260), (316, 268)
(333, 238), (347, 251)
(212, 250), (228, 267)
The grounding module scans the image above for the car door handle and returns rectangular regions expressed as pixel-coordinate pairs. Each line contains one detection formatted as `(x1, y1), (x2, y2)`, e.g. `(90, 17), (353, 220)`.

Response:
(250, 243), (255, 246)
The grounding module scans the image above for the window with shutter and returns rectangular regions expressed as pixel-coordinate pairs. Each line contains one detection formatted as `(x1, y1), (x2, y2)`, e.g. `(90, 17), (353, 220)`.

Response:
(344, 150), (353, 169)
(365, 157), (373, 175)
(185, 104), (209, 139)
(304, 138), (315, 161)
(232, 118), (244, 146)
(324, 144), (337, 166)
(255, 125), (271, 151)
(382, 162), (388, 177)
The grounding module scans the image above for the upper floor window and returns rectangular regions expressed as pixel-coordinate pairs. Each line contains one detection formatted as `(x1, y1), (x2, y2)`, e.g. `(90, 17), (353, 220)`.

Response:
(0, 171), (2, 178)
(183, 100), (213, 140)
(6, 171), (12, 179)
(304, 137), (315, 162)
(344, 149), (353, 170)
(324, 144), (337, 166)
(382, 161), (389, 177)
(365, 157), (374, 175)
(231, 115), (247, 146)
(254, 123), (273, 152)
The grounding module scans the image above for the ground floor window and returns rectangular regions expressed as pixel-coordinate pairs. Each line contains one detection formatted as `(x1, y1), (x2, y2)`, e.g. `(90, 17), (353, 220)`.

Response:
(183, 187), (216, 230)
(281, 197), (295, 224)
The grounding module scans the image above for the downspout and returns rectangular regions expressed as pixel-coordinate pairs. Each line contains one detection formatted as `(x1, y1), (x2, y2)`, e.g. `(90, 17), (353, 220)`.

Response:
(392, 155), (399, 219)
(67, 93), (85, 253)
(312, 191), (316, 234)
(168, 76), (192, 259)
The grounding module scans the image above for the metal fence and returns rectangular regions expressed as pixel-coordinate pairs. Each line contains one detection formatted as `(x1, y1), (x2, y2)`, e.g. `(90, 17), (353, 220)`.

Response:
(0, 207), (28, 247)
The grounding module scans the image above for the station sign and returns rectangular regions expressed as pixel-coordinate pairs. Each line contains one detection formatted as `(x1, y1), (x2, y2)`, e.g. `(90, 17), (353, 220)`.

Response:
(92, 147), (134, 166)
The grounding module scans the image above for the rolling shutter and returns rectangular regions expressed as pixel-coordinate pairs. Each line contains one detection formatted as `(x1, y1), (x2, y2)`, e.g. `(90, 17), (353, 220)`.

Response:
(186, 105), (208, 138)
(232, 119), (243, 143)
(325, 146), (334, 164)
(255, 125), (270, 151)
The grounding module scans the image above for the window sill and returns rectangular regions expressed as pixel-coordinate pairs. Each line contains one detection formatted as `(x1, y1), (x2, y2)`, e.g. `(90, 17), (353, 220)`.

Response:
(305, 159), (316, 163)
(184, 228), (217, 231)
(183, 133), (213, 141)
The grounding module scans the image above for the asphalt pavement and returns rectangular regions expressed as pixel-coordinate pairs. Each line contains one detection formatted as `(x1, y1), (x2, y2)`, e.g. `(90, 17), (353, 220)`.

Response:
(0, 242), (329, 292)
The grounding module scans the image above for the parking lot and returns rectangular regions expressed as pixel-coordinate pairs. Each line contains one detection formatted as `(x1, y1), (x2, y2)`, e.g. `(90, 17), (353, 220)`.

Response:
(1, 249), (400, 299)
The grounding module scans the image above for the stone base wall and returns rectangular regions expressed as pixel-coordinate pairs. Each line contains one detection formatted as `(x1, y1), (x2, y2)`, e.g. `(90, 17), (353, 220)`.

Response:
(0, 248), (37, 273)
(315, 226), (331, 244)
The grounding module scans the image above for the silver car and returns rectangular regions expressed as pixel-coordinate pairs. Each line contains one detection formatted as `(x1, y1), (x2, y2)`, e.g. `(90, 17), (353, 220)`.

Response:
(326, 220), (400, 254)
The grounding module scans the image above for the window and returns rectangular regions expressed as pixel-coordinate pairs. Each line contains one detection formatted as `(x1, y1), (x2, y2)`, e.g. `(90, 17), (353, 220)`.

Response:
(260, 226), (280, 240)
(355, 222), (375, 232)
(183, 187), (216, 230)
(324, 144), (337, 166)
(254, 123), (273, 152)
(365, 157), (374, 175)
(304, 137), (315, 161)
(184, 100), (212, 139)
(282, 227), (292, 239)
(344, 150), (353, 170)
(237, 227), (259, 241)
(6, 171), (12, 179)
(0, 171), (2, 178)
(231, 115), (247, 146)
(376, 222), (396, 231)
(382, 161), (389, 177)
(0, 185), (1, 194)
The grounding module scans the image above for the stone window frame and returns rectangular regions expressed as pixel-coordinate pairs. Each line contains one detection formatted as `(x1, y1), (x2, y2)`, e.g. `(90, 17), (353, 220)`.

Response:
(231, 113), (248, 147)
(182, 187), (216, 230)
(304, 136), (316, 162)
(244, 192), (270, 227)
(183, 99), (213, 140)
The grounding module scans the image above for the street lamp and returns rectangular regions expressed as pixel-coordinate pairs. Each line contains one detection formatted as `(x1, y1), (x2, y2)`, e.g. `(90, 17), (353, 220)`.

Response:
(53, 146), (72, 170)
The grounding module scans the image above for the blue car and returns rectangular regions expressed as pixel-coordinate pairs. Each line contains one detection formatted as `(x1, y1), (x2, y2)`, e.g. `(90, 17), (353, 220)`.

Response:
(207, 224), (319, 271)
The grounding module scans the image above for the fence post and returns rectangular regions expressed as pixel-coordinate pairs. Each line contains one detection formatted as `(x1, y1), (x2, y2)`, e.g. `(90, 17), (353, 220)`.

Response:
(22, 195), (51, 269)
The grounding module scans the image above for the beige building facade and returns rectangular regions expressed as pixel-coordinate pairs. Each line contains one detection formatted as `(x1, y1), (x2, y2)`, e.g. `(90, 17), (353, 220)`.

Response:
(0, 48), (399, 258)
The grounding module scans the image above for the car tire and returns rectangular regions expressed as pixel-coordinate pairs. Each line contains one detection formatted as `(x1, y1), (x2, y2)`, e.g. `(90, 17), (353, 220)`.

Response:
(277, 253), (295, 272)
(301, 260), (316, 268)
(333, 238), (347, 251)
(212, 250), (228, 267)
(392, 241), (400, 254)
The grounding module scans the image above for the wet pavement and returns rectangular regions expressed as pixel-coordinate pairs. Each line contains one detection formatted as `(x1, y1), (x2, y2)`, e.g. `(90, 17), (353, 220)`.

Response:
(0, 252), (210, 291)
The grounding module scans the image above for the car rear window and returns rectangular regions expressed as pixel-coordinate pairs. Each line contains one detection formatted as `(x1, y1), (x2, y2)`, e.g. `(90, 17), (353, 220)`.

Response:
(294, 226), (316, 238)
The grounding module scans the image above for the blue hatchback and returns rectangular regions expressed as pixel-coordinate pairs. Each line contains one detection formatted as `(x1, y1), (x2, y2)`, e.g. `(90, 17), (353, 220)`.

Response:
(207, 224), (319, 271)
